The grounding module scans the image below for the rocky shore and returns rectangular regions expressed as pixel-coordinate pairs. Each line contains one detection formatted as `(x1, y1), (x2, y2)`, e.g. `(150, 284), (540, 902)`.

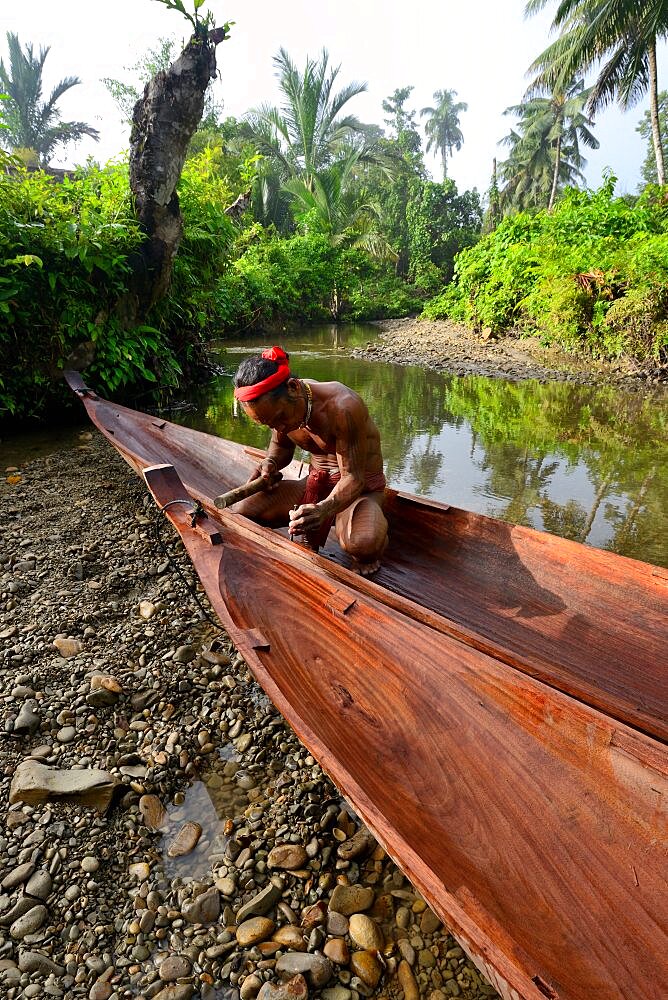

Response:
(1, 435), (499, 1000)
(357, 317), (667, 386)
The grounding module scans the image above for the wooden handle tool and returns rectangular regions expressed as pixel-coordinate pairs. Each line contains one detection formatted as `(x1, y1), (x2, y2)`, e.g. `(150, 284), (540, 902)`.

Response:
(214, 473), (281, 510)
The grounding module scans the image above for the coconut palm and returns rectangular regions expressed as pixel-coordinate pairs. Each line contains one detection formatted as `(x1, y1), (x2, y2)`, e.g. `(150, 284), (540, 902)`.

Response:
(525, 0), (668, 184)
(243, 48), (374, 189)
(420, 89), (467, 179)
(506, 80), (598, 209)
(285, 147), (396, 260)
(637, 90), (668, 184)
(499, 95), (590, 212)
(0, 32), (99, 165)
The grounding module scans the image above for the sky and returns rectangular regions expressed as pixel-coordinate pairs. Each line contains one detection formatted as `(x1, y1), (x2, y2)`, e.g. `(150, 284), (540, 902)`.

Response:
(2, 0), (667, 195)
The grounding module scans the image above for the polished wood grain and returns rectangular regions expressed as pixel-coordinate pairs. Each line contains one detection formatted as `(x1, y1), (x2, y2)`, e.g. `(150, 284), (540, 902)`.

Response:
(64, 383), (667, 742)
(141, 463), (668, 1000)
(66, 379), (668, 999)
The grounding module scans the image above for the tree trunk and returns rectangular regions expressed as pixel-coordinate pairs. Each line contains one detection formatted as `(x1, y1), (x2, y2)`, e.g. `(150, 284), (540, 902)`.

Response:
(578, 470), (613, 544)
(120, 26), (228, 325)
(442, 149), (448, 181)
(648, 38), (665, 186)
(548, 132), (561, 211)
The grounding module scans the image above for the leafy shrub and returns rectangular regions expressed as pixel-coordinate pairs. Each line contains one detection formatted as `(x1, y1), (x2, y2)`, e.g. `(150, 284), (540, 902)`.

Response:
(421, 283), (468, 322)
(524, 276), (595, 351)
(600, 286), (668, 360)
(0, 150), (242, 420)
(344, 268), (423, 320)
(0, 161), (164, 418)
(423, 177), (668, 363)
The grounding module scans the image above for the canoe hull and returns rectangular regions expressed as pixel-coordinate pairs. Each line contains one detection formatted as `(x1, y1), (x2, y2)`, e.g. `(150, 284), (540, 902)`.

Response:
(144, 463), (668, 1000)
(66, 374), (668, 1000)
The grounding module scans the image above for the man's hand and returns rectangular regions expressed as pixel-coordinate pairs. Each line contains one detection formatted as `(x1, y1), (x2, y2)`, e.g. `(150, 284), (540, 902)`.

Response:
(247, 458), (281, 492)
(288, 503), (326, 536)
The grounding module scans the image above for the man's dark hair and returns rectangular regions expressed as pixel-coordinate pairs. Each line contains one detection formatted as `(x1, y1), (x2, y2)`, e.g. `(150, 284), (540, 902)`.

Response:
(234, 353), (292, 398)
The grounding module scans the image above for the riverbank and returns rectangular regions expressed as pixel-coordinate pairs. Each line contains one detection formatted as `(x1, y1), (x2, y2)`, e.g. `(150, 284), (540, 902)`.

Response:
(358, 318), (667, 386)
(1, 435), (498, 1000)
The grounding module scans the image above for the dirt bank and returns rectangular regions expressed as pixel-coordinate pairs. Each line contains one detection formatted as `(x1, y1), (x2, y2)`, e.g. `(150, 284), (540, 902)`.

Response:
(355, 318), (666, 387)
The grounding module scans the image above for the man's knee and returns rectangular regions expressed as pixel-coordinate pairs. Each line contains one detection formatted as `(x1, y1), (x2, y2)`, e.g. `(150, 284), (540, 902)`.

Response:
(339, 499), (387, 560)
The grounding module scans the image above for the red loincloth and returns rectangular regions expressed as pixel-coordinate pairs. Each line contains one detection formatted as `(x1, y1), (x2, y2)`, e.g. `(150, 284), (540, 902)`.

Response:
(299, 467), (386, 551)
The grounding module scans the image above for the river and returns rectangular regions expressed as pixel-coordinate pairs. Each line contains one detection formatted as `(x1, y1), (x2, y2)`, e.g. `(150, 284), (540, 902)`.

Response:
(3, 323), (665, 567)
(167, 323), (667, 568)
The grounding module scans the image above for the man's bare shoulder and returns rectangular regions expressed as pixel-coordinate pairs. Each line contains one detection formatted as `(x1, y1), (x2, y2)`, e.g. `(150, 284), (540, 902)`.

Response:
(316, 380), (367, 411)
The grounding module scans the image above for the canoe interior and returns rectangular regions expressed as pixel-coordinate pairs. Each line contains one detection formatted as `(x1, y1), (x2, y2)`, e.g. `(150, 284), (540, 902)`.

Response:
(75, 388), (668, 743)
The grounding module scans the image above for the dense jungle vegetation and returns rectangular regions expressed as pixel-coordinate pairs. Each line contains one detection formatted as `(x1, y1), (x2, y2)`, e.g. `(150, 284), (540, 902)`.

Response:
(1, 0), (668, 419)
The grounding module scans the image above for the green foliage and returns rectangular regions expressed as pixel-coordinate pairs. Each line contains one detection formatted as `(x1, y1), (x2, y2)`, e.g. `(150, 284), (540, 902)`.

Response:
(499, 80), (598, 213)
(102, 36), (228, 134)
(423, 176), (668, 362)
(243, 48), (373, 191)
(407, 179), (482, 289)
(0, 161), (184, 418)
(102, 38), (180, 124)
(203, 230), (420, 331)
(343, 267), (423, 321)
(526, 0), (668, 182)
(425, 211), (542, 330)
(599, 283), (668, 360)
(0, 32), (99, 165)
(420, 89), (467, 180)
(149, 0), (232, 36)
(382, 87), (424, 161)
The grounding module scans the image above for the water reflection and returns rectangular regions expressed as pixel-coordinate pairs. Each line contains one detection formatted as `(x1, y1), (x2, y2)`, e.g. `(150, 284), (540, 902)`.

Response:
(159, 741), (279, 882)
(174, 325), (668, 568)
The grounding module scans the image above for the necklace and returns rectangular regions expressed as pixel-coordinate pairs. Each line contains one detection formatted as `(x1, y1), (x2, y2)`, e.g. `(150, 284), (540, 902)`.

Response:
(299, 380), (313, 429)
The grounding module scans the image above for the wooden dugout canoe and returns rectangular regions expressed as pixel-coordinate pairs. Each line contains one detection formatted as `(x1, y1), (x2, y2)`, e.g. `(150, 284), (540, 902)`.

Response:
(66, 372), (668, 1000)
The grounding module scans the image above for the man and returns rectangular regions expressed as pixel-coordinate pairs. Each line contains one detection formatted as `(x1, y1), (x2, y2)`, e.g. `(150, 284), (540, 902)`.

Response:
(232, 346), (388, 575)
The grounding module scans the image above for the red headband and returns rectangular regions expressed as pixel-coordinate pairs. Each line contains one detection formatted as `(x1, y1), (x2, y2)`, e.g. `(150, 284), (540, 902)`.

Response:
(234, 347), (291, 401)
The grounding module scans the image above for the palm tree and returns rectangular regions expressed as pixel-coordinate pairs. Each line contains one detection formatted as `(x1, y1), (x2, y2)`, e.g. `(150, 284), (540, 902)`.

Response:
(285, 147), (397, 259)
(637, 90), (668, 184)
(243, 48), (373, 189)
(499, 83), (596, 211)
(0, 32), (99, 165)
(420, 89), (468, 179)
(525, 0), (668, 185)
(507, 80), (598, 209)
(499, 120), (584, 213)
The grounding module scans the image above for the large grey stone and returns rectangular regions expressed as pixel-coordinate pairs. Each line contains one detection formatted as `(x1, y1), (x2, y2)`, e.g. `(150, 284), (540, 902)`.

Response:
(275, 953), (333, 988)
(13, 702), (41, 736)
(18, 951), (64, 976)
(153, 986), (195, 1000)
(159, 955), (192, 982)
(1, 863), (34, 891)
(182, 887), (220, 925)
(9, 760), (117, 812)
(25, 870), (53, 900)
(0, 897), (38, 928)
(10, 904), (47, 939)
